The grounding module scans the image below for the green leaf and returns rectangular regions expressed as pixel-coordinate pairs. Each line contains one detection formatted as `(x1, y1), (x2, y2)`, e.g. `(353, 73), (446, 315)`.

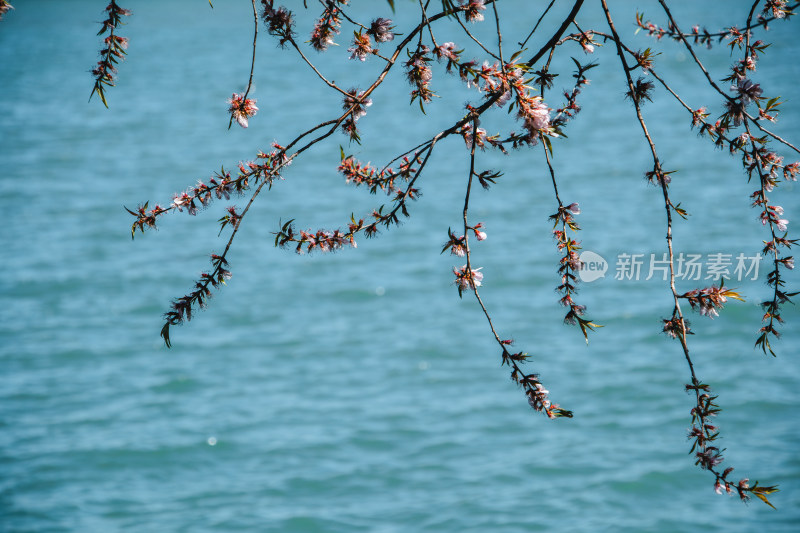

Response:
(386, 0), (395, 11)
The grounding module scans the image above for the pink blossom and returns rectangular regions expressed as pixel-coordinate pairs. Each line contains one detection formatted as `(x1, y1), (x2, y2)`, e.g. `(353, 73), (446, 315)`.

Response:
(436, 42), (460, 61)
(462, 124), (487, 149)
(495, 89), (512, 107)
(460, 0), (486, 23)
(348, 32), (372, 61)
(453, 265), (483, 292)
(343, 89), (372, 119)
(228, 93), (258, 128)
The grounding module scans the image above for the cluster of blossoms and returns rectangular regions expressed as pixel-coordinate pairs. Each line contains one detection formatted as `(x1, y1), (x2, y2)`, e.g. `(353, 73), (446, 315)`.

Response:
(453, 265), (483, 296)
(228, 93), (259, 129)
(460, 0), (486, 23)
(274, 152), (423, 253)
(635, 2), (795, 50)
(338, 157), (400, 195)
(549, 59), (596, 129)
(550, 203), (598, 340)
(261, 0), (294, 46)
(679, 283), (743, 319)
(341, 89), (372, 142)
(275, 223), (356, 254)
(524, 378), (551, 414)
(345, 18), (394, 62)
(310, 2), (343, 52)
(763, 0), (792, 19)
(744, 144), (790, 191)
(430, 44), (562, 146)
(504, 348), (571, 419)
(723, 78), (763, 126)
(434, 41), (461, 69)
(683, 381), (776, 505)
(518, 93), (553, 139)
(442, 224), (486, 257)
(406, 45), (435, 107)
(89, 1), (132, 108)
(367, 17), (394, 43)
(758, 203), (789, 232)
(348, 32), (372, 61)
(127, 144), (289, 237)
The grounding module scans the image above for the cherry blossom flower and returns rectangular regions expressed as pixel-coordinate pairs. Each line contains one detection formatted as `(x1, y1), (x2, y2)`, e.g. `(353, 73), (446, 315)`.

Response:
(227, 93), (258, 128)
(461, 124), (487, 149)
(348, 31), (372, 61)
(735, 78), (763, 105)
(453, 265), (483, 294)
(343, 89), (372, 119)
(310, 6), (341, 51)
(681, 284), (743, 319)
(460, 0), (486, 23)
(579, 32), (595, 53)
(436, 42), (460, 62)
(763, 0), (788, 18)
(518, 96), (552, 135)
(473, 223), (487, 241)
(367, 17), (394, 43)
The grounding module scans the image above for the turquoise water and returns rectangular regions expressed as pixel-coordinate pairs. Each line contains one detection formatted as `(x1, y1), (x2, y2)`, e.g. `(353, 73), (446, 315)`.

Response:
(1, 1), (799, 531)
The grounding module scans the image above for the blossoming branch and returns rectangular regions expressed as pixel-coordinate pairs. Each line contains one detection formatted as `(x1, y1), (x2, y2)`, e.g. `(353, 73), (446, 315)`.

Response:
(76, 0), (800, 507)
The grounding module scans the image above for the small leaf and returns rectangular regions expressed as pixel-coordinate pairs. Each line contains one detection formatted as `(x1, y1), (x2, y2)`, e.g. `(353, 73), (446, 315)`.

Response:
(753, 492), (777, 510)
(161, 323), (172, 348)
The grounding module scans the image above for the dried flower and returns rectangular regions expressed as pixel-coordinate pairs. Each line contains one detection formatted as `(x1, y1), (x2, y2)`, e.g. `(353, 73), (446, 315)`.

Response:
(367, 17), (394, 43)
(261, 2), (295, 46)
(734, 78), (763, 105)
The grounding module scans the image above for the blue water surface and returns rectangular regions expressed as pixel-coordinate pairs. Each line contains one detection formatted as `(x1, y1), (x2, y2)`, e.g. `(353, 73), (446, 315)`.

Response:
(1, 1), (799, 531)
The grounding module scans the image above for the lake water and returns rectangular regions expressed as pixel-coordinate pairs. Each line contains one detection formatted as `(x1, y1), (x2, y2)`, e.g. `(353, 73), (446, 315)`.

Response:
(1, 1), (799, 531)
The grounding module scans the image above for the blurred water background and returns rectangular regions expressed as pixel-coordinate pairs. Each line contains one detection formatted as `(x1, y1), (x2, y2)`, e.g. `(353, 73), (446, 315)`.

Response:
(1, 1), (799, 531)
